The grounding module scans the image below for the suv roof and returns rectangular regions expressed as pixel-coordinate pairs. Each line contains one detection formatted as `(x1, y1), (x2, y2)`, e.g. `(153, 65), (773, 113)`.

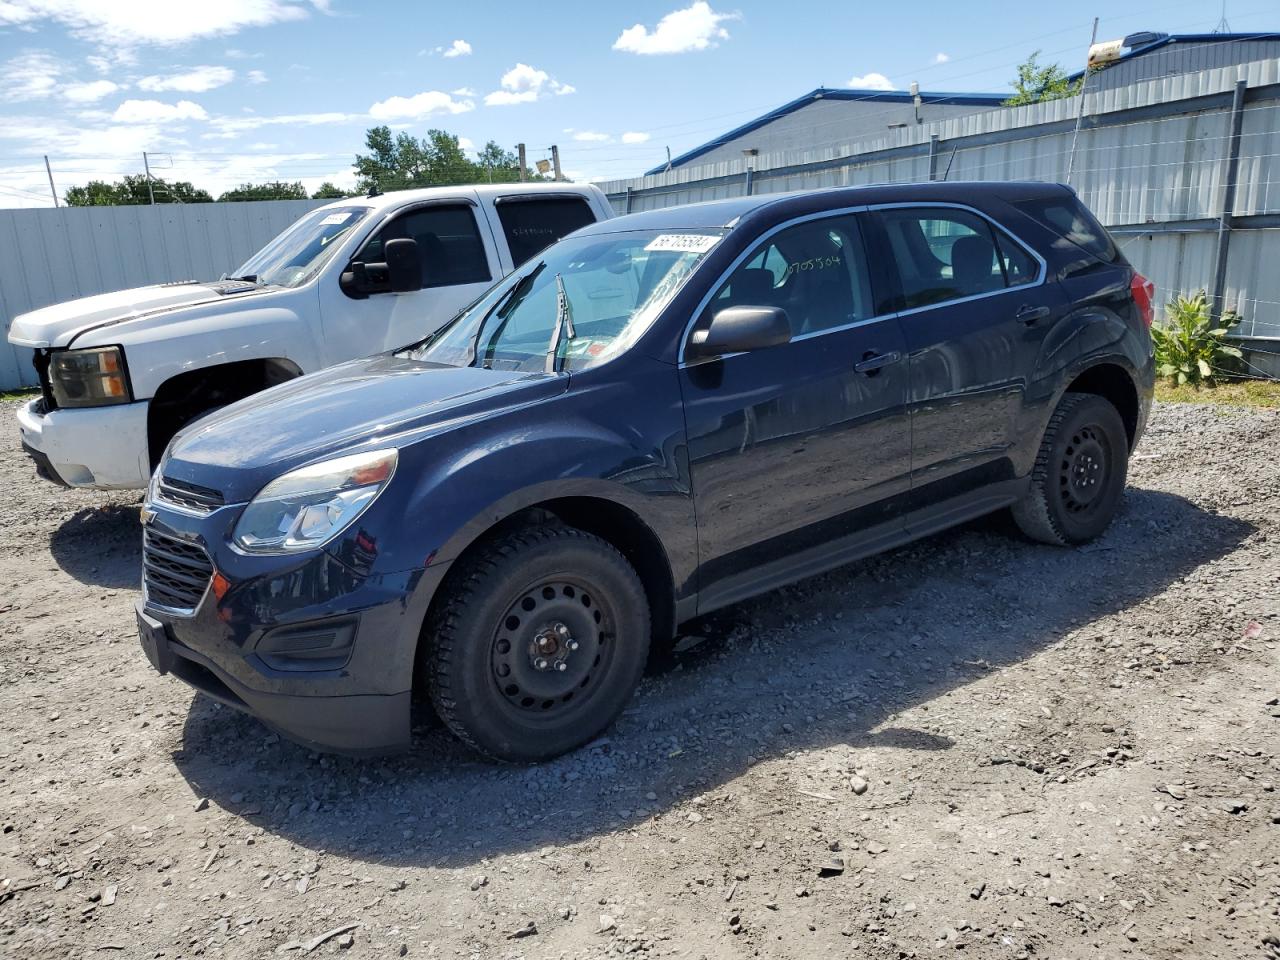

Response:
(579, 181), (1075, 235)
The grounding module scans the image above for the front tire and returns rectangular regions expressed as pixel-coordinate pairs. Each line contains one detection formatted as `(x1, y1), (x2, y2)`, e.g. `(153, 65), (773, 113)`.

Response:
(1011, 392), (1129, 546)
(424, 524), (650, 762)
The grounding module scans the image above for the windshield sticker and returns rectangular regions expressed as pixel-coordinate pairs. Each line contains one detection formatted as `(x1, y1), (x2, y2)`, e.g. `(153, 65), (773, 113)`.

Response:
(645, 234), (721, 254)
(320, 213), (353, 225)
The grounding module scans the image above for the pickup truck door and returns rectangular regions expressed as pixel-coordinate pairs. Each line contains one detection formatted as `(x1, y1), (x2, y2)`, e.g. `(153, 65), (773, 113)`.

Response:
(320, 196), (502, 363)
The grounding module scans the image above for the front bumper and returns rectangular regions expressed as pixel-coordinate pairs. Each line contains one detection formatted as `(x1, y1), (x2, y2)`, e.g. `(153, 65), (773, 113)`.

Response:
(17, 397), (151, 489)
(137, 504), (449, 755)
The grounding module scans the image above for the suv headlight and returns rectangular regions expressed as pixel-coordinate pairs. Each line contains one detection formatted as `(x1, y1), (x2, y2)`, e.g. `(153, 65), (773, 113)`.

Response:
(49, 346), (132, 407)
(231, 449), (398, 555)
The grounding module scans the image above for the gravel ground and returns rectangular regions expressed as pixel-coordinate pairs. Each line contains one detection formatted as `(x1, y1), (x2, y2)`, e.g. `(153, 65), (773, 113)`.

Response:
(1, 396), (1278, 960)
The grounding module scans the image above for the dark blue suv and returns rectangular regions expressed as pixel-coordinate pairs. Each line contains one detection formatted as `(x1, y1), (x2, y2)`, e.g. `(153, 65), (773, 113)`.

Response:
(136, 182), (1155, 761)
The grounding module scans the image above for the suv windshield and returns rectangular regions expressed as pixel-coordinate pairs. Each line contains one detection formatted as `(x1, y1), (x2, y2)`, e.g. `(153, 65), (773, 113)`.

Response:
(229, 205), (371, 288)
(409, 229), (724, 372)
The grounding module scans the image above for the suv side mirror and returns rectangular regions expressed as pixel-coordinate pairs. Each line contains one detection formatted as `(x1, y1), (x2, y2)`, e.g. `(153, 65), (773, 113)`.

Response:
(340, 237), (422, 298)
(687, 305), (791, 362)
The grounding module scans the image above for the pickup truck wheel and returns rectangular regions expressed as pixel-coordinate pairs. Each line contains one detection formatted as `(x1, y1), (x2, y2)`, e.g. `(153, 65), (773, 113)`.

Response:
(425, 525), (650, 762)
(1011, 392), (1129, 546)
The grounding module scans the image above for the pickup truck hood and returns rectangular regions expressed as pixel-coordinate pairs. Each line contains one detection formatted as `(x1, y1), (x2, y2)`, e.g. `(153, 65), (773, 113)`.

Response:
(161, 354), (562, 503)
(7, 280), (263, 348)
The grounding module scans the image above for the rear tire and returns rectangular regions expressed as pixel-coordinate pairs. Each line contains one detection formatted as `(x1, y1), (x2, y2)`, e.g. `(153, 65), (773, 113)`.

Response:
(424, 524), (650, 762)
(1011, 392), (1129, 546)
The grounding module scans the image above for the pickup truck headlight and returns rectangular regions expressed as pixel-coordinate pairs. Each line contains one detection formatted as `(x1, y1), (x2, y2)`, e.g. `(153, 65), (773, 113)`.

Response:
(231, 449), (398, 555)
(49, 346), (132, 408)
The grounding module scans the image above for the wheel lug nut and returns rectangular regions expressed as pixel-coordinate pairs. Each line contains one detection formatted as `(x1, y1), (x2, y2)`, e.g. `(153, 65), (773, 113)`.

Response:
(555, 661), (568, 672)
(534, 657), (549, 671)
(567, 640), (579, 651)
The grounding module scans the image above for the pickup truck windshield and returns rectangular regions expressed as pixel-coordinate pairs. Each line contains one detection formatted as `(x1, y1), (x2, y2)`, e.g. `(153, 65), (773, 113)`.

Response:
(410, 229), (725, 372)
(230, 205), (371, 288)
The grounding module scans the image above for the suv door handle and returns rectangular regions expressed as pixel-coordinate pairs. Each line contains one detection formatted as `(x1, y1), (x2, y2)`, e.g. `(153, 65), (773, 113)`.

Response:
(854, 350), (901, 375)
(1016, 304), (1051, 325)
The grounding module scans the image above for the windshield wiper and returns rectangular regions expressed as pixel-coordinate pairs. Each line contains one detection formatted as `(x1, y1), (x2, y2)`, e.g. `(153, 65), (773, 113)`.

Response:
(545, 273), (576, 374)
(471, 263), (545, 368)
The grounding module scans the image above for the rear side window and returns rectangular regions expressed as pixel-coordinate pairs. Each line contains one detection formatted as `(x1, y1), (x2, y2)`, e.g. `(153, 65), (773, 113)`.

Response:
(1013, 195), (1117, 263)
(357, 204), (492, 289)
(995, 233), (1038, 287)
(496, 197), (597, 266)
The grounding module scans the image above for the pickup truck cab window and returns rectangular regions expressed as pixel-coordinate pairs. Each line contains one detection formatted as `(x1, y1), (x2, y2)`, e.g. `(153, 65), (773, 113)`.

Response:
(496, 196), (597, 267)
(707, 214), (875, 338)
(349, 203), (491, 294)
(230, 205), (371, 288)
(412, 228), (723, 372)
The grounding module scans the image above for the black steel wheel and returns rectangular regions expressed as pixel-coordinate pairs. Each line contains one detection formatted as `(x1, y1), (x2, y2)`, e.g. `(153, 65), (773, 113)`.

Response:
(424, 524), (650, 761)
(1012, 392), (1129, 546)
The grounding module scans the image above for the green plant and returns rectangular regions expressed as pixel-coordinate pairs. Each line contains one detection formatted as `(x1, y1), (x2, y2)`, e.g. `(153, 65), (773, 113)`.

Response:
(1150, 290), (1243, 385)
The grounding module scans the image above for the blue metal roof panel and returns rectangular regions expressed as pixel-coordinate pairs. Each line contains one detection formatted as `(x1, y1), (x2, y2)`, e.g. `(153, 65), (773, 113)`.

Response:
(645, 86), (1007, 175)
(1068, 32), (1280, 80)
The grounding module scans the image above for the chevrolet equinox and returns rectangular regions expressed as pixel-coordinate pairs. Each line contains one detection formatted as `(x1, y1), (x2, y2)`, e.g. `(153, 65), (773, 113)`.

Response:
(136, 182), (1156, 761)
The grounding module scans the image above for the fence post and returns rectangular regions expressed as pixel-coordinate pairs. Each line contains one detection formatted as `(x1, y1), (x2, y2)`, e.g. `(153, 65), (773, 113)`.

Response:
(928, 135), (940, 181)
(1211, 79), (1247, 322)
(625, 186), (634, 214)
(744, 166), (755, 196)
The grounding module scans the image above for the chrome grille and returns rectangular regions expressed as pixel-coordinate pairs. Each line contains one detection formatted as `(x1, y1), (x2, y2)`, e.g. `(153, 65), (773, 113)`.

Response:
(143, 529), (213, 613)
(156, 475), (225, 513)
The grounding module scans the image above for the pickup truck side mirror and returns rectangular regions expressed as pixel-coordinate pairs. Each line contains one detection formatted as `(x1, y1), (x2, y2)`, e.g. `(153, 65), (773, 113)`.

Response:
(340, 237), (422, 298)
(686, 305), (791, 362)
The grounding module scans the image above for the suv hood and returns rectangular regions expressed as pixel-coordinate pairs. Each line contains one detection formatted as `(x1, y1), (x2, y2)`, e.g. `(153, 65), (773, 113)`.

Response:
(161, 354), (563, 503)
(7, 280), (263, 349)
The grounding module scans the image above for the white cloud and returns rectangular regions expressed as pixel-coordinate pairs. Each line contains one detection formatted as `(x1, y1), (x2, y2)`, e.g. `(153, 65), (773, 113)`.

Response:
(847, 72), (896, 90)
(441, 39), (471, 58)
(246, 69), (268, 84)
(613, 2), (737, 55)
(1, 51), (64, 101)
(205, 111), (356, 137)
(452, 86), (476, 97)
(368, 90), (475, 120)
(138, 65), (235, 93)
(457, 136), (474, 150)
(0, 1), (318, 48)
(934, 52), (950, 64)
(62, 79), (121, 103)
(621, 131), (650, 144)
(573, 131), (610, 142)
(484, 62), (573, 106)
(112, 98), (208, 123)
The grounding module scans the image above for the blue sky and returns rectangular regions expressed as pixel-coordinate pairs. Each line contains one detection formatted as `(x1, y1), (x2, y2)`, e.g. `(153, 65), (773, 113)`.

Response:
(0, 0), (1274, 207)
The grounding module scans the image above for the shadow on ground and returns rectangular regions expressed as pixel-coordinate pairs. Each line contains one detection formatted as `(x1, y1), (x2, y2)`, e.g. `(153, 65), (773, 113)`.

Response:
(50, 503), (142, 589)
(172, 487), (1251, 868)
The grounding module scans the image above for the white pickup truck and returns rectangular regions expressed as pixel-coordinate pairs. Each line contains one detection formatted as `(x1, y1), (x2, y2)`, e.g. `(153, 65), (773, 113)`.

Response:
(8, 183), (614, 489)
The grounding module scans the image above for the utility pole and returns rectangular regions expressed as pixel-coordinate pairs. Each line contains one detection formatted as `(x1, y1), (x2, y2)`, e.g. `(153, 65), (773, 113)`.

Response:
(142, 151), (156, 204)
(1066, 17), (1100, 186)
(517, 143), (528, 182)
(550, 144), (563, 181)
(43, 155), (59, 207)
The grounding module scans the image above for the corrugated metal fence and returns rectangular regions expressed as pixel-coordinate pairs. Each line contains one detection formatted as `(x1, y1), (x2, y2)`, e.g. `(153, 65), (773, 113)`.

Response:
(0, 198), (328, 389)
(600, 56), (1280, 372)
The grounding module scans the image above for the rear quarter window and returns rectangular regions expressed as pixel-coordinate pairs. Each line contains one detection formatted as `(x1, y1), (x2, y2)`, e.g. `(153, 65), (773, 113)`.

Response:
(1013, 195), (1117, 264)
(496, 197), (598, 266)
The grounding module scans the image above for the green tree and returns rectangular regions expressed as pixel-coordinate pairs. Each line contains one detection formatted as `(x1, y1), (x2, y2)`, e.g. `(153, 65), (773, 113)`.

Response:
(1005, 51), (1081, 106)
(65, 174), (212, 206)
(310, 181), (350, 199)
(353, 126), (545, 193)
(217, 180), (308, 202)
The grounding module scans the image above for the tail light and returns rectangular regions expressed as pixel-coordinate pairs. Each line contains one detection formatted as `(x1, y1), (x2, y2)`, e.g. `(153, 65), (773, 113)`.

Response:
(1131, 272), (1155, 328)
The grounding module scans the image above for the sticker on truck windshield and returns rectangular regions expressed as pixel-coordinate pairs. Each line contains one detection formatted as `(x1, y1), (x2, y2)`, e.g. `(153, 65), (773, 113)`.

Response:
(645, 234), (721, 254)
(320, 212), (354, 225)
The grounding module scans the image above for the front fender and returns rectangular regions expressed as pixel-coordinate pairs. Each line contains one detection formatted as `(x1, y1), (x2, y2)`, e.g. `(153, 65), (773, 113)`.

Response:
(84, 292), (323, 399)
